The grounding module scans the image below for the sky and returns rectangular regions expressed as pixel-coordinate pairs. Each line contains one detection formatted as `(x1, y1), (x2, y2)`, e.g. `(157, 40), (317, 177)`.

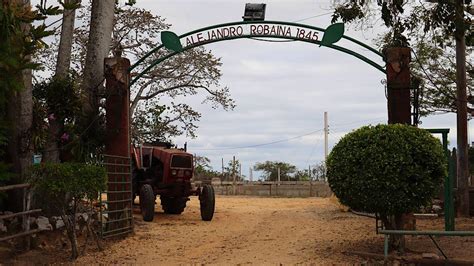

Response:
(33, 0), (471, 180)
(134, 0), (470, 179)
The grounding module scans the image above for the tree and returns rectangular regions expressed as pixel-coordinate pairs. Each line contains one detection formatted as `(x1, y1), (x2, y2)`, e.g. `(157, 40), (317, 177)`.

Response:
(36, 4), (234, 145)
(332, 1), (472, 115)
(0, 1), (56, 211)
(194, 155), (219, 181)
(43, 0), (81, 163)
(222, 158), (244, 181)
(29, 163), (106, 260)
(293, 170), (310, 181)
(81, 0), (114, 117)
(32, 74), (82, 160)
(327, 124), (446, 252)
(253, 161), (296, 181)
(331, 0), (472, 217)
(409, 34), (473, 117)
(311, 161), (326, 181)
(112, 6), (234, 142)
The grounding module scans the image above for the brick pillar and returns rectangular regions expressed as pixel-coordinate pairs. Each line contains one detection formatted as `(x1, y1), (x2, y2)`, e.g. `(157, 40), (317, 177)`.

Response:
(104, 56), (130, 156)
(385, 47), (411, 125)
(104, 55), (131, 231)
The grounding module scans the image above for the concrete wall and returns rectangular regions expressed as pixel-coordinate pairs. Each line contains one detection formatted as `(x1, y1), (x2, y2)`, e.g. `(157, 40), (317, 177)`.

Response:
(206, 181), (332, 198)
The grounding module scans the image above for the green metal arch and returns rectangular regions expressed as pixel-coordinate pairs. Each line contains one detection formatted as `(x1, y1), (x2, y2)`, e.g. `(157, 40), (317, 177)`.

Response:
(129, 20), (386, 86)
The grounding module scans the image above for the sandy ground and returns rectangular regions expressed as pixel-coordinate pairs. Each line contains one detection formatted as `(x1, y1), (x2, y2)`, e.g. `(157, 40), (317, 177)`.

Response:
(3, 195), (474, 264)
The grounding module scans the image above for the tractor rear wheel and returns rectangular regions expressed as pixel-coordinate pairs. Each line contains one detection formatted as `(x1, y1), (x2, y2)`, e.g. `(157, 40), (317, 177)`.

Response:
(140, 184), (155, 221)
(160, 196), (187, 214)
(199, 184), (215, 221)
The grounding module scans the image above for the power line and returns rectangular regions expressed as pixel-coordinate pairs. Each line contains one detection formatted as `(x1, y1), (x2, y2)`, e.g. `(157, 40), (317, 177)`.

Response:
(193, 128), (324, 151)
(192, 117), (386, 152)
(292, 12), (333, 23)
(248, 12), (333, 44)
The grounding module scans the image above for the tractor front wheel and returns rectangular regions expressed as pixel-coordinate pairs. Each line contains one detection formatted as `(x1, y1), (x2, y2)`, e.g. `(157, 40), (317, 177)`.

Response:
(199, 184), (215, 221)
(140, 184), (155, 221)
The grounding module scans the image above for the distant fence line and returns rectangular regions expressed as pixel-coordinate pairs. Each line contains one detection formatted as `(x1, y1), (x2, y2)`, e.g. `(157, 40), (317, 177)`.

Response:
(194, 180), (332, 198)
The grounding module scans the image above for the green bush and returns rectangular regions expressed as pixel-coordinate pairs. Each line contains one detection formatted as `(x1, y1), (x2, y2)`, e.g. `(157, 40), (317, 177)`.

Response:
(29, 162), (106, 205)
(29, 162), (106, 259)
(327, 124), (446, 215)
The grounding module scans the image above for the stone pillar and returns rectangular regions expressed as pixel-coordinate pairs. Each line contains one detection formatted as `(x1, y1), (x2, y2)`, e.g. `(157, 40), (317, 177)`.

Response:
(385, 47), (411, 125)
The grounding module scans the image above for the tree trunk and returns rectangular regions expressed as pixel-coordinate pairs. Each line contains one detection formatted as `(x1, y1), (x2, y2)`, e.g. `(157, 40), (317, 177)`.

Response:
(62, 214), (79, 260)
(5, 0), (33, 212)
(43, 0), (80, 163)
(81, 0), (115, 117)
(55, 0), (79, 78)
(381, 214), (408, 253)
(454, 0), (470, 217)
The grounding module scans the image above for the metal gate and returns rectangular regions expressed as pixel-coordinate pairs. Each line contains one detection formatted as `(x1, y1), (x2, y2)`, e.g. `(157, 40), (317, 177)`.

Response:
(100, 154), (133, 238)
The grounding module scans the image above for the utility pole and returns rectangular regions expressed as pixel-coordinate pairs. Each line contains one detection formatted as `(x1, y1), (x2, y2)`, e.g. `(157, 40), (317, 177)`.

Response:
(324, 111), (329, 182)
(455, 0), (470, 217)
(239, 163), (242, 181)
(221, 157), (224, 179)
(324, 111), (329, 161)
(232, 156), (236, 195)
(308, 165), (312, 181)
(249, 167), (253, 182)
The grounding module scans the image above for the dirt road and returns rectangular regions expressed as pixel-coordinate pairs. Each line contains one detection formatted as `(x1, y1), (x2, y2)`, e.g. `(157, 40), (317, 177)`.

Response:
(74, 196), (474, 264)
(4, 196), (474, 264)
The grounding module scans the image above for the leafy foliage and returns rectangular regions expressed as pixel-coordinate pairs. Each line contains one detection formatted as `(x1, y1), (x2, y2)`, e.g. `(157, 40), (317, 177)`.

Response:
(32, 74), (82, 152)
(193, 155), (220, 181)
(33, 75), (81, 124)
(310, 161), (326, 181)
(35, 4), (235, 144)
(132, 102), (200, 144)
(293, 170), (310, 181)
(253, 161), (297, 181)
(29, 162), (106, 204)
(327, 124), (446, 215)
(0, 2), (56, 182)
(331, 1), (472, 116)
(408, 31), (473, 117)
(215, 158), (244, 181)
(29, 162), (106, 259)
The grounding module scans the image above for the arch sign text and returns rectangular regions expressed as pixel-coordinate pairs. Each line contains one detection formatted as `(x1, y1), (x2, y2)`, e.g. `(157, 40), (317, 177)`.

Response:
(161, 22), (345, 53)
(184, 23), (324, 46)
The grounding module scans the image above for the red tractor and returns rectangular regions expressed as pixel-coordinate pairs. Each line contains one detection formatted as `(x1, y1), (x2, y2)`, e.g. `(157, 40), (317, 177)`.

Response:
(131, 142), (215, 222)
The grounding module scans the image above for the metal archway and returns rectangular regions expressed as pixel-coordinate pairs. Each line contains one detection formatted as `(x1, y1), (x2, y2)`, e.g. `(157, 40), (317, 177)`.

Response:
(128, 20), (386, 86)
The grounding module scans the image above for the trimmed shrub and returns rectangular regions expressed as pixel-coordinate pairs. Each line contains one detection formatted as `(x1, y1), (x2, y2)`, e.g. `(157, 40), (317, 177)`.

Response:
(327, 124), (446, 215)
(29, 162), (106, 259)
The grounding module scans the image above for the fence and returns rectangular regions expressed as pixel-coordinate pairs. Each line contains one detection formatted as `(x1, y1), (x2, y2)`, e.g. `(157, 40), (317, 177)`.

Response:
(0, 184), (42, 249)
(203, 180), (332, 198)
(100, 155), (133, 238)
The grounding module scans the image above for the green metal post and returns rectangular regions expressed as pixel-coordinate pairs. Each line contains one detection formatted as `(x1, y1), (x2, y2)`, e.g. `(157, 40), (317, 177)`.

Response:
(426, 129), (455, 231)
(384, 234), (389, 258)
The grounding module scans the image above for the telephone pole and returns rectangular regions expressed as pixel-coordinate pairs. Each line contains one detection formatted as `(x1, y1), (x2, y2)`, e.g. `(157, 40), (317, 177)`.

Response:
(324, 111), (329, 161)
(232, 156), (236, 195)
(324, 112), (329, 182)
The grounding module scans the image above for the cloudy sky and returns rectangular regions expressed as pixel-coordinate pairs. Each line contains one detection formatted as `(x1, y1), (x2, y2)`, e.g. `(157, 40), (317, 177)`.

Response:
(32, 0), (469, 179)
(133, 0), (470, 179)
